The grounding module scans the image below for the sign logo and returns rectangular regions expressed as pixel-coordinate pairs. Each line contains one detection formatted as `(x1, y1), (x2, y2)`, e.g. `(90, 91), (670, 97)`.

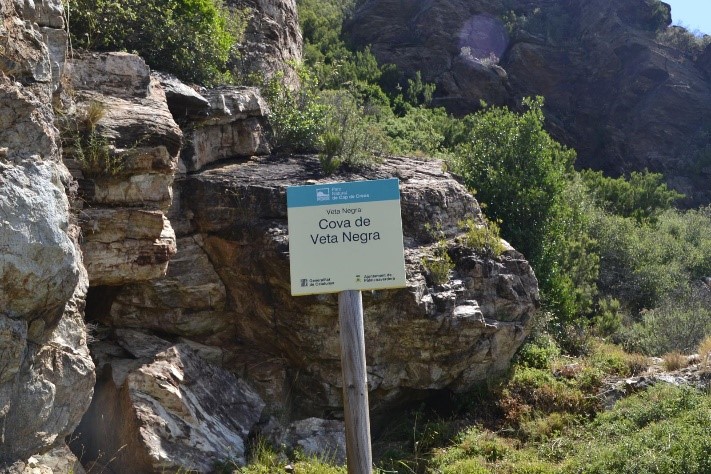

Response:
(316, 188), (330, 202)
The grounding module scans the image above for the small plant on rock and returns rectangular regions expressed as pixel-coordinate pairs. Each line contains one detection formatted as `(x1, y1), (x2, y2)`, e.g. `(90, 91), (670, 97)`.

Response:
(421, 223), (454, 285)
(60, 100), (124, 177)
(459, 215), (506, 258)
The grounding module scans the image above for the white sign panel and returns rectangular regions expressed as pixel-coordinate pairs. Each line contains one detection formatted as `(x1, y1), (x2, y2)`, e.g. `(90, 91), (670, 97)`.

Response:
(287, 178), (407, 296)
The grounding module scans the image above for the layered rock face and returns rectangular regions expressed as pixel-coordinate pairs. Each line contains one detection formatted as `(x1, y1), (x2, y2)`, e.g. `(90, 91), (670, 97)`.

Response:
(87, 155), (539, 418)
(346, 0), (711, 204)
(62, 52), (182, 286)
(0, 0), (94, 467)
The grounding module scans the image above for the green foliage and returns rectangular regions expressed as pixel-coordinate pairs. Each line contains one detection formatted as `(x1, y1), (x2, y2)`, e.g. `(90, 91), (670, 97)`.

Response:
(65, 0), (244, 86)
(591, 207), (711, 313)
(449, 97), (575, 263)
(580, 169), (683, 222)
(565, 385), (711, 474)
(381, 106), (465, 158)
(421, 223), (454, 285)
(422, 238), (454, 285)
(261, 68), (327, 152)
(621, 286), (711, 356)
(459, 216), (507, 258)
(240, 439), (346, 473)
(449, 97), (598, 322)
(514, 335), (561, 370)
(59, 101), (124, 177)
(318, 89), (385, 172)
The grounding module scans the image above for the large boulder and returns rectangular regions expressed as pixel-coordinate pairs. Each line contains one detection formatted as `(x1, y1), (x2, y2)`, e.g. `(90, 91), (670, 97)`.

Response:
(92, 156), (539, 421)
(73, 336), (264, 472)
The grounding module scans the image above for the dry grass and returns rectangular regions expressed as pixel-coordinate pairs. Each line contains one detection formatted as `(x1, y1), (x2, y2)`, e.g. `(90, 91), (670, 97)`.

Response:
(662, 351), (688, 371)
(698, 335), (711, 371)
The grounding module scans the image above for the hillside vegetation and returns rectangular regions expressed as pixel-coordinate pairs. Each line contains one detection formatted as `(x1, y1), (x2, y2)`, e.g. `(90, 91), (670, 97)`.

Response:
(65, 0), (711, 472)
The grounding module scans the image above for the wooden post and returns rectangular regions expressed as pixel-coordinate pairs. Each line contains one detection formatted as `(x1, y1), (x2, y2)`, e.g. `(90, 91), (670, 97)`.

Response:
(338, 290), (373, 474)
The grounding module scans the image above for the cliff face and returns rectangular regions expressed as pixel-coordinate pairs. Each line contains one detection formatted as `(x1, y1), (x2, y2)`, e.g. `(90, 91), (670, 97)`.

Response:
(346, 0), (711, 204)
(0, 0), (94, 467)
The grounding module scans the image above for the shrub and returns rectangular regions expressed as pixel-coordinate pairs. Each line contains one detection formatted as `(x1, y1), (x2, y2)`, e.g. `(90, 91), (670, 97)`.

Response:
(580, 169), (683, 222)
(318, 89), (385, 171)
(662, 351), (688, 371)
(459, 216), (507, 258)
(515, 334), (561, 370)
(59, 101), (124, 177)
(261, 68), (327, 152)
(698, 336), (711, 370)
(622, 285), (711, 356)
(65, 0), (244, 86)
(591, 207), (711, 313)
(448, 98), (599, 322)
(422, 238), (454, 285)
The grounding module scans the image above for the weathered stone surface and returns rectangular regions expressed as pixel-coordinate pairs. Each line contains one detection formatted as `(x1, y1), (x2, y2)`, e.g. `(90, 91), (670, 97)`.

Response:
(0, 2), (95, 465)
(346, 0), (711, 204)
(153, 72), (211, 119)
(104, 156), (538, 419)
(181, 87), (270, 172)
(0, 75), (59, 161)
(65, 52), (182, 209)
(0, 278), (95, 463)
(228, 0), (302, 87)
(104, 235), (231, 336)
(262, 417), (346, 464)
(74, 343), (265, 472)
(0, 160), (80, 320)
(79, 208), (177, 286)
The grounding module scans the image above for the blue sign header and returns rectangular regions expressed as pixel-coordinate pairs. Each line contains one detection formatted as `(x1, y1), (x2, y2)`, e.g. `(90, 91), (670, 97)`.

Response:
(287, 178), (400, 208)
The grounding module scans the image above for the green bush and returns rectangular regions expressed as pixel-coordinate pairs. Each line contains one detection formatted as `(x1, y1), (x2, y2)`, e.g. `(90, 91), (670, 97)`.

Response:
(65, 0), (244, 86)
(449, 98), (598, 322)
(565, 385), (711, 474)
(622, 286), (711, 356)
(514, 334), (561, 370)
(318, 89), (385, 171)
(580, 169), (683, 222)
(591, 207), (711, 313)
(459, 216), (507, 258)
(261, 68), (327, 152)
(422, 238), (455, 285)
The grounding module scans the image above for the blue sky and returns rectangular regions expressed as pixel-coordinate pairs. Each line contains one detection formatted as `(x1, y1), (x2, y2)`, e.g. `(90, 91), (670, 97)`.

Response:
(664, 0), (711, 35)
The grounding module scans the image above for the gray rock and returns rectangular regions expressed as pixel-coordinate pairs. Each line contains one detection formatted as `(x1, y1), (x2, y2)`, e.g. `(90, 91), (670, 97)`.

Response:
(153, 72), (211, 119)
(228, 0), (302, 87)
(106, 155), (539, 417)
(181, 87), (270, 172)
(262, 417), (347, 464)
(73, 344), (265, 472)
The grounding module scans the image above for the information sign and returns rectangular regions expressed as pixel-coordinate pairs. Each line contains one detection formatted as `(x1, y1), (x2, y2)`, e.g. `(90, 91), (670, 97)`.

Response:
(287, 178), (407, 296)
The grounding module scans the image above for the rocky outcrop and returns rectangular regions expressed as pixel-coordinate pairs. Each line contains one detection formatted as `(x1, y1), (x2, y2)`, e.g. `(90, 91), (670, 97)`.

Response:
(62, 52), (182, 285)
(262, 417), (347, 464)
(228, 0), (302, 87)
(88, 156), (539, 425)
(0, 0), (94, 466)
(73, 333), (264, 472)
(166, 85), (271, 172)
(346, 0), (711, 204)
